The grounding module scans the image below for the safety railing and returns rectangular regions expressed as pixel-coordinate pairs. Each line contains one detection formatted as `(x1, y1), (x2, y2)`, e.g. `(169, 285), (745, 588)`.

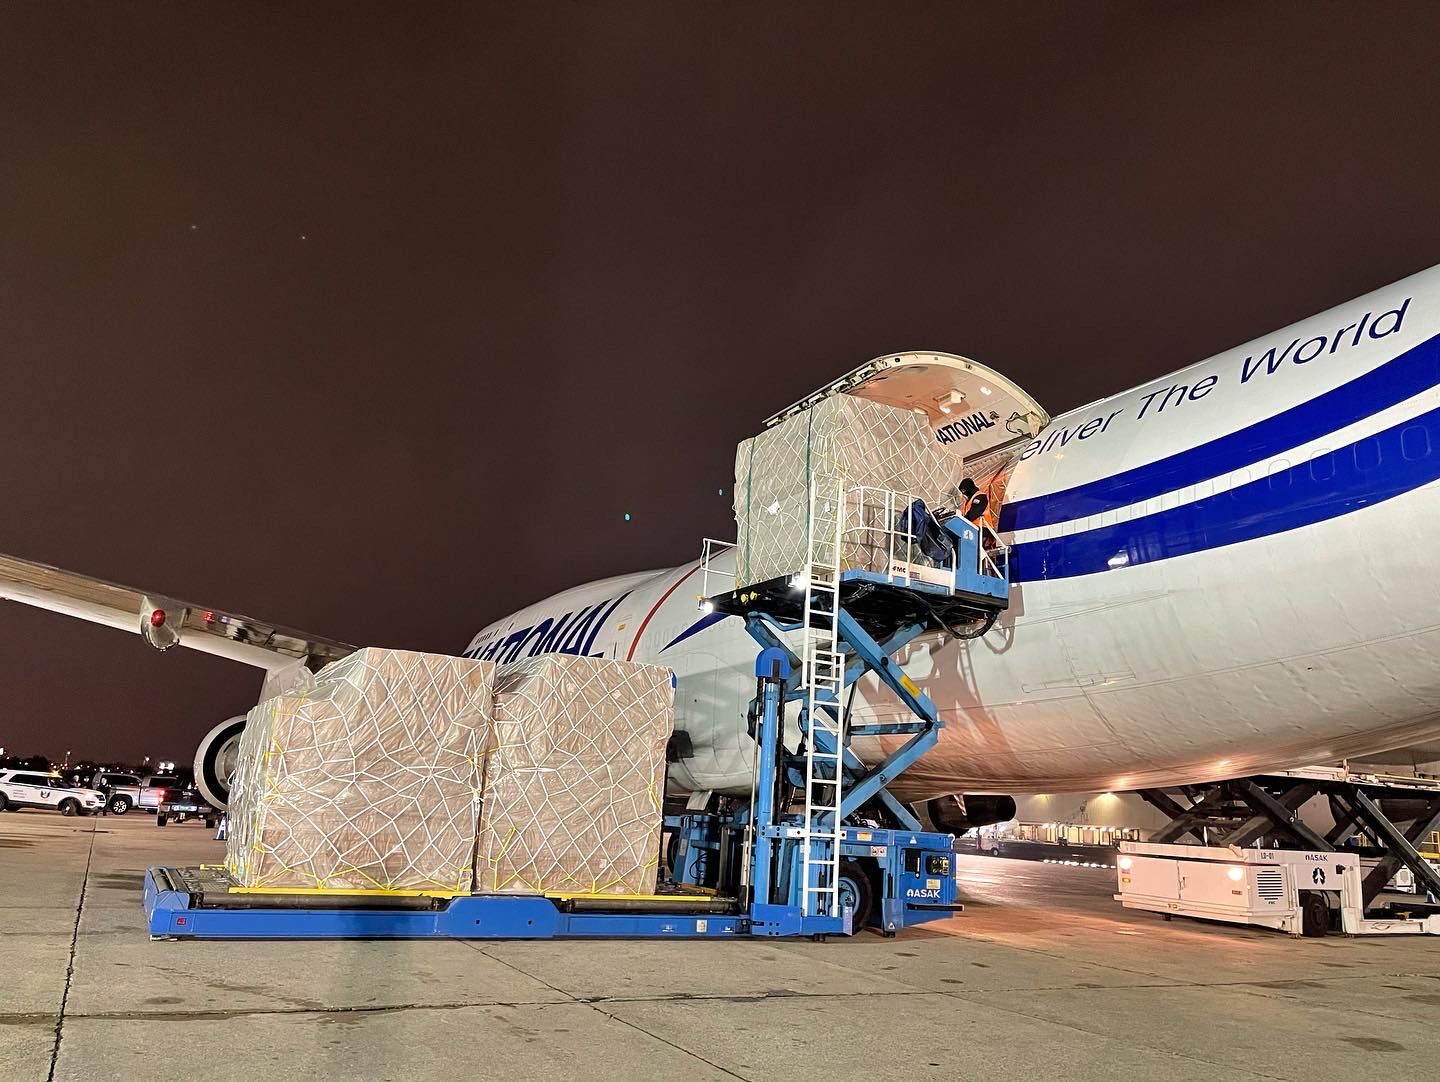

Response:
(977, 520), (1009, 583)
(842, 484), (924, 588)
(697, 537), (736, 609)
(841, 484), (1010, 590)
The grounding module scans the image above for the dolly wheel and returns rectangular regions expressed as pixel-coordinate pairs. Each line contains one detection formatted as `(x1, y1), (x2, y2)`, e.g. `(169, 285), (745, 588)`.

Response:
(1300, 892), (1331, 937)
(838, 859), (875, 931)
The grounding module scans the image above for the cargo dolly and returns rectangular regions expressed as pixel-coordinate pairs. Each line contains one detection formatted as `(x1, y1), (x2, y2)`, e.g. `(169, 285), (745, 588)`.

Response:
(145, 480), (1009, 940)
(1116, 767), (1440, 936)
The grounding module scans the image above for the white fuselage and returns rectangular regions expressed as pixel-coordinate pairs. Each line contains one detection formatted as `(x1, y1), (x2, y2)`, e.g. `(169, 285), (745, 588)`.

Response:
(465, 265), (1440, 800)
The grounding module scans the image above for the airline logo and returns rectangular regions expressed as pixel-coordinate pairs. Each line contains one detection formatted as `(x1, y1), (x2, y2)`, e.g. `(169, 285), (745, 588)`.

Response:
(935, 410), (999, 444)
(464, 593), (629, 666)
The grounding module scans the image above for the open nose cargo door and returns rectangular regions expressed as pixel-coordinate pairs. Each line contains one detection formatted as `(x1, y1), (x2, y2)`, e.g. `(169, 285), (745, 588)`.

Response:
(766, 351), (1048, 462)
(765, 351), (1050, 518)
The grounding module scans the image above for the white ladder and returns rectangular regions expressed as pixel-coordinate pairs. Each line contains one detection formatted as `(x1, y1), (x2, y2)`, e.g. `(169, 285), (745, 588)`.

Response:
(800, 478), (846, 917)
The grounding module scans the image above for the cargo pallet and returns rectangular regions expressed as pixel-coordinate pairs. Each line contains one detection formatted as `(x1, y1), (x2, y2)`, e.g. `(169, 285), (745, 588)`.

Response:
(145, 866), (756, 939)
(145, 479), (1009, 940)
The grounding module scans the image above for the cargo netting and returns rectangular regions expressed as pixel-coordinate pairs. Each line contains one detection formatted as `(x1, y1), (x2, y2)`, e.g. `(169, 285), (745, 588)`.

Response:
(733, 394), (962, 588)
(476, 654), (674, 896)
(225, 648), (494, 891)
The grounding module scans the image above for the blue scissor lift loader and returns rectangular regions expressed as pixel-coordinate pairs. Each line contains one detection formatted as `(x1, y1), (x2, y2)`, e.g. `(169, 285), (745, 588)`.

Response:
(143, 488), (1008, 940)
(677, 485), (1011, 936)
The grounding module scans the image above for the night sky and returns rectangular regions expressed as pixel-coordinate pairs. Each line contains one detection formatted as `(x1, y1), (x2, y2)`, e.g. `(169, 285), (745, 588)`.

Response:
(3, 4), (1440, 763)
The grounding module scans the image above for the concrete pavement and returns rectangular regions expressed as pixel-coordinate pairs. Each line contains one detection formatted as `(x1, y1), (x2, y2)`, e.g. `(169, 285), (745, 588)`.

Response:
(4, 811), (1440, 1080)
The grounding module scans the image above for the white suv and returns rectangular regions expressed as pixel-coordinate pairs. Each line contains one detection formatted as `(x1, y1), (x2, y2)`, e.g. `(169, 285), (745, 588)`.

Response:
(0, 770), (106, 816)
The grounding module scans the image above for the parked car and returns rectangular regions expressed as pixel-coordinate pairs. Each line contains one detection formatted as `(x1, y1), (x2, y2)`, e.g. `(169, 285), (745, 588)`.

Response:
(102, 774), (178, 815)
(0, 770), (106, 816)
(156, 785), (219, 828)
(92, 771), (141, 791)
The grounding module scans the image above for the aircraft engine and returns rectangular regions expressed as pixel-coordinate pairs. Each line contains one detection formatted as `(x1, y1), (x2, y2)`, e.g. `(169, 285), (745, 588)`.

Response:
(923, 793), (1017, 833)
(193, 715), (247, 811)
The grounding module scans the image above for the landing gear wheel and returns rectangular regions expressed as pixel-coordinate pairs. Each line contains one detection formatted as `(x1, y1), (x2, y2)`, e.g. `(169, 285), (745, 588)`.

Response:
(837, 859), (875, 932)
(59, 799), (79, 817)
(1301, 892), (1331, 937)
(109, 796), (131, 815)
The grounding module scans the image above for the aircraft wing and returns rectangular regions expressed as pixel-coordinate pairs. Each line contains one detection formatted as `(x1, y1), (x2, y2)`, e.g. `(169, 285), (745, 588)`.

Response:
(0, 551), (355, 674)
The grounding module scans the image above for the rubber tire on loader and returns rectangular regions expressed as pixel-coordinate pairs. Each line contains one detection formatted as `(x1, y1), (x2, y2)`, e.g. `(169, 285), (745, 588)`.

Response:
(837, 859), (876, 932)
(1300, 892), (1331, 937)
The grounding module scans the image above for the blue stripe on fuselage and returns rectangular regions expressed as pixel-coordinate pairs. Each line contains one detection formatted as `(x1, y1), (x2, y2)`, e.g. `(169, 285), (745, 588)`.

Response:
(1010, 400), (1440, 581)
(660, 610), (728, 652)
(1002, 332), (1440, 533)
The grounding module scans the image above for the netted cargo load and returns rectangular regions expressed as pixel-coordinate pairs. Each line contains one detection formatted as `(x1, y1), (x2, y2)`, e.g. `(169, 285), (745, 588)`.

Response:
(226, 648), (494, 892)
(476, 655), (673, 895)
(733, 394), (962, 588)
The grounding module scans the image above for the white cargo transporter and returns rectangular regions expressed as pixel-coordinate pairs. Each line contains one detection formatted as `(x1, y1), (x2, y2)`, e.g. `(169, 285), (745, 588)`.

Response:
(1116, 768), (1440, 937)
(1117, 843), (1440, 937)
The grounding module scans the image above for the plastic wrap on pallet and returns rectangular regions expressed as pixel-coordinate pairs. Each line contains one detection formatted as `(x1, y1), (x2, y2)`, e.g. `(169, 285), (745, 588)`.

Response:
(476, 655), (674, 895)
(732, 394), (962, 588)
(226, 648), (494, 891)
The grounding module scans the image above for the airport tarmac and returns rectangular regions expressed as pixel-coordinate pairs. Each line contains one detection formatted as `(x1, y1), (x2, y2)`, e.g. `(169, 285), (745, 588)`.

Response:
(4, 812), (1440, 1081)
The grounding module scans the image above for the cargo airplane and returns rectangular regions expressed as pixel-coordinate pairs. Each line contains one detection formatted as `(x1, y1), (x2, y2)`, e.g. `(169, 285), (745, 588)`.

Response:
(4, 264), (1439, 821)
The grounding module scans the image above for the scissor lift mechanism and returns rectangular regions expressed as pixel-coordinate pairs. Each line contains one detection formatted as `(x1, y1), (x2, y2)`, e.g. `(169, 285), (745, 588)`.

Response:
(145, 483), (1009, 940)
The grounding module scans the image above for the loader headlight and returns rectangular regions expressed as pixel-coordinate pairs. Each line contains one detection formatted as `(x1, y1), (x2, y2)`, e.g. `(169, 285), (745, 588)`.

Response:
(1118, 856), (1133, 871)
(1227, 866), (1245, 882)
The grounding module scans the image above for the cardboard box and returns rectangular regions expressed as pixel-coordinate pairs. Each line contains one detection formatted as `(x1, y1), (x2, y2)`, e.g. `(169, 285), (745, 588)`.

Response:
(732, 394), (960, 589)
(476, 655), (673, 895)
(226, 648), (494, 892)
